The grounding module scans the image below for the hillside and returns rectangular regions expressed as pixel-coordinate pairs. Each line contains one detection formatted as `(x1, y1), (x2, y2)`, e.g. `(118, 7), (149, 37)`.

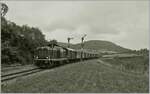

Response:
(58, 40), (130, 53)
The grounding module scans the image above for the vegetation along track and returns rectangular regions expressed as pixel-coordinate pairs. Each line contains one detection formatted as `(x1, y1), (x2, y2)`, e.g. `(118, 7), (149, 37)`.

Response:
(1, 68), (43, 82)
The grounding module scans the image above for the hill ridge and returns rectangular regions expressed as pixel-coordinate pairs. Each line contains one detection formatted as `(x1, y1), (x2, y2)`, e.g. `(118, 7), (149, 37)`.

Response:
(58, 40), (131, 53)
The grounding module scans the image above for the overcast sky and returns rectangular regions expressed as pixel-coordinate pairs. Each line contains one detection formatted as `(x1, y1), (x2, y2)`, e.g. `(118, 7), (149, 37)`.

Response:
(3, 1), (149, 50)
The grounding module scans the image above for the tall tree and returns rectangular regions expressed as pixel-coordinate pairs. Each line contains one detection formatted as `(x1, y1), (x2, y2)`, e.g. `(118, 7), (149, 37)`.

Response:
(1, 3), (8, 17)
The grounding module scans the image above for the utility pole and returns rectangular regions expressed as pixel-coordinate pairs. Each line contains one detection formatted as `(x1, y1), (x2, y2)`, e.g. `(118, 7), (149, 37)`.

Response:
(81, 34), (87, 61)
(67, 37), (73, 48)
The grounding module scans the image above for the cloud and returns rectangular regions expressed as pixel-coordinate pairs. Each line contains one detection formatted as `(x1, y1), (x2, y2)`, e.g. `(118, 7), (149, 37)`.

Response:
(3, 1), (149, 49)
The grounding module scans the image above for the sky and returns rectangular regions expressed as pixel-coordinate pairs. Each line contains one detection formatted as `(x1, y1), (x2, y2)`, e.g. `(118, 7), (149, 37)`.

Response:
(2, 0), (149, 50)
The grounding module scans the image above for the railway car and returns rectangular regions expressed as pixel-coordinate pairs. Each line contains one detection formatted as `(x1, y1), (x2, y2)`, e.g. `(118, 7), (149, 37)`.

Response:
(66, 48), (77, 62)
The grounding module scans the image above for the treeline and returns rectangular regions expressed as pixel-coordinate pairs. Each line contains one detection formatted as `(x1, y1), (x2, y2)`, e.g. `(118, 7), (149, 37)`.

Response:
(1, 17), (47, 65)
(132, 48), (149, 56)
(124, 48), (149, 58)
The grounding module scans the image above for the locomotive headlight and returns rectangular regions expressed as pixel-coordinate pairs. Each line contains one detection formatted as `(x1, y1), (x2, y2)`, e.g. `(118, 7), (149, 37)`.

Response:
(46, 57), (49, 59)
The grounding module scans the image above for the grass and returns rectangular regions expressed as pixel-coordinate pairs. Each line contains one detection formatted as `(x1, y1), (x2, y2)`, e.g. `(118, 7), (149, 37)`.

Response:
(1, 59), (149, 93)
(101, 56), (149, 73)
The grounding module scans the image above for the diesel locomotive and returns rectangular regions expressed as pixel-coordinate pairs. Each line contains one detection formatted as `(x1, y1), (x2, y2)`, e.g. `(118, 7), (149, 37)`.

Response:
(34, 44), (99, 68)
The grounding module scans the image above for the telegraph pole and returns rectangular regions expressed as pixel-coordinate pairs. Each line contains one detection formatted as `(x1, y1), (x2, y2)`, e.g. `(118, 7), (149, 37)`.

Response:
(81, 34), (87, 61)
(67, 37), (73, 48)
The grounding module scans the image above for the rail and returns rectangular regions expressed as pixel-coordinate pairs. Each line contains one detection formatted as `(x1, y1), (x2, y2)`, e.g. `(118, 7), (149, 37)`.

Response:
(1, 68), (43, 82)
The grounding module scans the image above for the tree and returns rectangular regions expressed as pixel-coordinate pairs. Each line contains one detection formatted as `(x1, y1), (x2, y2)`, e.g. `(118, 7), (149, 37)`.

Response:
(1, 3), (48, 65)
(49, 39), (58, 47)
(1, 17), (47, 65)
(1, 3), (8, 17)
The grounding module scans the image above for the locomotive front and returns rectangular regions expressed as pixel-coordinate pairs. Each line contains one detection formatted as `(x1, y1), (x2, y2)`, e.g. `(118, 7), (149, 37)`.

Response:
(34, 46), (50, 68)
(34, 46), (67, 68)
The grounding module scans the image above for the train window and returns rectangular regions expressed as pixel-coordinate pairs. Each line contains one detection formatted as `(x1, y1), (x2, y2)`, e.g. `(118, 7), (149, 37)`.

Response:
(57, 49), (60, 58)
(36, 48), (49, 59)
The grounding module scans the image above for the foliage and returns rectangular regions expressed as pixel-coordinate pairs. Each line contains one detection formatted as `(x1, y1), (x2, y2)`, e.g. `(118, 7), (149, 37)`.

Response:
(1, 3), (8, 17)
(1, 17), (47, 65)
(129, 48), (149, 56)
(48, 39), (58, 47)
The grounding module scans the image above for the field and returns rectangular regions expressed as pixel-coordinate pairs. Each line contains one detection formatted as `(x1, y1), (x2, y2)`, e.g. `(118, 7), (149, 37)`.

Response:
(1, 59), (149, 93)
(101, 56), (149, 74)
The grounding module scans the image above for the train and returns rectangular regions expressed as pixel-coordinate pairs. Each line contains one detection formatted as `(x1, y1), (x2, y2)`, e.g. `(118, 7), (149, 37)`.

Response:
(34, 44), (99, 68)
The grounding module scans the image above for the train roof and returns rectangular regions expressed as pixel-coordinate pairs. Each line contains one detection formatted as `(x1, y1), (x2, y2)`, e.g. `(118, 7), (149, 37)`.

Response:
(74, 49), (99, 54)
(36, 46), (99, 54)
(36, 46), (64, 50)
(36, 46), (49, 50)
(66, 48), (76, 51)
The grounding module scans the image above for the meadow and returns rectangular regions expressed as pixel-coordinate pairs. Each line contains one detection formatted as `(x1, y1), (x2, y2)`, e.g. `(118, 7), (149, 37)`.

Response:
(101, 56), (149, 74)
(2, 59), (149, 93)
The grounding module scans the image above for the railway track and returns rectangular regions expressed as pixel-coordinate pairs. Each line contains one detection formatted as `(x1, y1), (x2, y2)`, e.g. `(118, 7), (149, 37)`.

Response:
(1, 68), (43, 82)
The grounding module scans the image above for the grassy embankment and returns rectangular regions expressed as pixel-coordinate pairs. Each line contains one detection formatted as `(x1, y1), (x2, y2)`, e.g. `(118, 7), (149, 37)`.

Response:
(2, 59), (149, 93)
(101, 56), (149, 74)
